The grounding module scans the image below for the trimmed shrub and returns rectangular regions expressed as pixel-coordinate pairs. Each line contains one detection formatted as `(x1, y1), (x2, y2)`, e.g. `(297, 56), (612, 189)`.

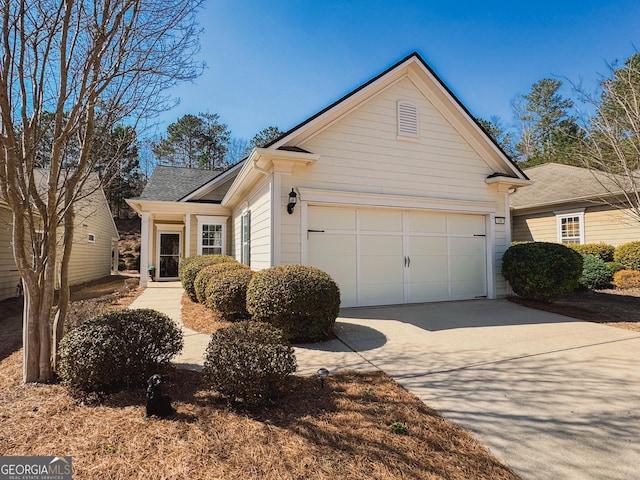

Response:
(501, 242), (583, 302)
(247, 265), (340, 342)
(614, 241), (640, 271)
(58, 309), (183, 392)
(568, 243), (615, 262)
(205, 268), (255, 320)
(579, 255), (613, 290)
(202, 321), (297, 405)
(180, 255), (237, 302)
(613, 270), (640, 289)
(194, 262), (248, 304)
(606, 261), (626, 275)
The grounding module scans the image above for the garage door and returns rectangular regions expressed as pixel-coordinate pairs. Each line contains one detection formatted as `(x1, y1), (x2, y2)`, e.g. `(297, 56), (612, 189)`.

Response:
(307, 206), (487, 307)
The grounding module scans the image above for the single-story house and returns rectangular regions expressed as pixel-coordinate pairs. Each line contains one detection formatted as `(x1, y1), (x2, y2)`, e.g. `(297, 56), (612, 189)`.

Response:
(127, 52), (531, 307)
(0, 173), (119, 302)
(511, 163), (640, 246)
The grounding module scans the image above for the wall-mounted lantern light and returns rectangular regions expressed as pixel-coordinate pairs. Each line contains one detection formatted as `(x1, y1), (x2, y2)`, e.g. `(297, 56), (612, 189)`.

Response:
(287, 188), (298, 214)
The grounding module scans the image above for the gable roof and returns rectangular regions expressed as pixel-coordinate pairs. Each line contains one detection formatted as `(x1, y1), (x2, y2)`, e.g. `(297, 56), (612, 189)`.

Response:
(510, 163), (634, 210)
(265, 51), (528, 181)
(137, 166), (223, 202)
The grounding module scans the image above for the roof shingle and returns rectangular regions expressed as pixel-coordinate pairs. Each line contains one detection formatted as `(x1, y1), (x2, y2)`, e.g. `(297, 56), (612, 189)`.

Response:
(138, 166), (223, 202)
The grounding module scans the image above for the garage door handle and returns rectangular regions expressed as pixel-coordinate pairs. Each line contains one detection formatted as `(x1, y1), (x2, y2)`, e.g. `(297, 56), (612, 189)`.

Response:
(474, 234), (486, 237)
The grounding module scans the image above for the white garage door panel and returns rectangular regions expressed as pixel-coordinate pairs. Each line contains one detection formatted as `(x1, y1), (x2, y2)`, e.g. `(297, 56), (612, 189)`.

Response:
(448, 214), (485, 235)
(408, 212), (447, 233)
(360, 234), (404, 305)
(306, 206), (488, 307)
(308, 206), (356, 230)
(308, 233), (357, 306)
(408, 236), (449, 302)
(360, 209), (403, 232)
(450, 237), (486, 298)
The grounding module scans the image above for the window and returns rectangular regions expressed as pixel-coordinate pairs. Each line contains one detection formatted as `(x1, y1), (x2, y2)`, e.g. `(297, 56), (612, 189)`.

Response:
(241, 211), (251, 266)
(556, 212), (584, 244)
(201, 224), (222, 255)
(397, 100), (418, 139)
(88, 233), (96, 243)
(196, 215), (227, 256)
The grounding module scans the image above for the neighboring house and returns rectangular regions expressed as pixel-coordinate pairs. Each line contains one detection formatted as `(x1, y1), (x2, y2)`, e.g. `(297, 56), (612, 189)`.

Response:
(127, 52), (530, 307)
(0, 173), (119, 301)
(511, 163), (640, 245)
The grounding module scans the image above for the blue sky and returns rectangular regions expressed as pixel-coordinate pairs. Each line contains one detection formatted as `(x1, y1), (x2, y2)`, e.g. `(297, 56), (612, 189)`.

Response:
(155, 0), (640, 141)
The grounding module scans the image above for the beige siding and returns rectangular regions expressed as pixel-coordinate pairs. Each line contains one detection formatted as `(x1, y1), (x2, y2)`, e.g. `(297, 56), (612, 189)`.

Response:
(65, 190), (119, 286)
(277, 77), (509, 295)
(231, 179), (272, 270)
(0, 207), (22, 301)
(513, 204), (640, 246)
(584, 206), (640, 245)
(296, 78), (499, 202)
(512, 212), (557, 243)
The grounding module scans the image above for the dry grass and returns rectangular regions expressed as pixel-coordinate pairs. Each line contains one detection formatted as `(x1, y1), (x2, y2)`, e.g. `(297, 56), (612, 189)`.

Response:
(0, 349), (518, 480)
(0, 277), (520, 479)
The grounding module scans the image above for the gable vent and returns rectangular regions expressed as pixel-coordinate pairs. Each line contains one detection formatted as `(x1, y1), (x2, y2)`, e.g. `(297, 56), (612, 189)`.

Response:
(397, 101), (418, 138)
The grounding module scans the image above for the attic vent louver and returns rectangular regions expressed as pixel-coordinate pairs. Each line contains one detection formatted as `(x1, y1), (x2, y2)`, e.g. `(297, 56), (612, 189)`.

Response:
(397, 101), (418, 138)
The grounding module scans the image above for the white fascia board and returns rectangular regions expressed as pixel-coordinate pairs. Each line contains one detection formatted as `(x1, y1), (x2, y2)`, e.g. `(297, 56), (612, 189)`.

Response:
(407, 63), (526, 180)
(269, 64), (411, 149)
(180, 162), (244, 202)
(221, 148), (320, 207)
(298, 187), (497, 214)
(125, 198), (230, 216)
(485, 176), (533, 188)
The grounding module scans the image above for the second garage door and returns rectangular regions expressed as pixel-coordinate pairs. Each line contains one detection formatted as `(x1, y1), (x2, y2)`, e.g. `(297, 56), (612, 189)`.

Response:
(307, 206), (487, 307)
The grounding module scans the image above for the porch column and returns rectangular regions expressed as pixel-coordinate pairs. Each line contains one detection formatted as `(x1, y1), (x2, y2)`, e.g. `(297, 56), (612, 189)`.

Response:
(184, 213), (191, 259)
(140, 212), (150, 288)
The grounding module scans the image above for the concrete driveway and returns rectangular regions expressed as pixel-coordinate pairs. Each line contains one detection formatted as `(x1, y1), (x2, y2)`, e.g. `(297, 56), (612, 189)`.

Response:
(295, 299), (640, 480)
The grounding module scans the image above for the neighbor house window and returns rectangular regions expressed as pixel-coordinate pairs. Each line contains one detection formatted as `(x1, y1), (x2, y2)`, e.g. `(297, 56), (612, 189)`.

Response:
(556, 212), (584, 244)
(87, 233), (96, 243)
(241, 210), (251, 266)
(196, 215), (227, 256)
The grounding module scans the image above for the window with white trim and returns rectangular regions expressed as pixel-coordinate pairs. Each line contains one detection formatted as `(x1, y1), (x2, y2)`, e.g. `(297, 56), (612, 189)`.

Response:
(556, 212), (584, 244)
(241, 210), (251, 266)
(196, 215), (227, 256)
(88, 233), (96, 243)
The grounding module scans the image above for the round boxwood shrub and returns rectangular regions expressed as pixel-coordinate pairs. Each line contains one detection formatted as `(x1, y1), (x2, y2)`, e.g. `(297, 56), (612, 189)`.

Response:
(568, 243), (615, 262)
(246, 265), (340, 342)
(606, 261), (625, 276)
(205, 268), (255, 320)
(502, 242), (583, 302)
(194, 262), (248, 304)
(614, 241), (640, 271)
(180, 255), (237, 302)
(613, 269), (640, 289)
(57, 309), (183, 392)
(579, 254), (613, 290)
(202, 321), (297, 405)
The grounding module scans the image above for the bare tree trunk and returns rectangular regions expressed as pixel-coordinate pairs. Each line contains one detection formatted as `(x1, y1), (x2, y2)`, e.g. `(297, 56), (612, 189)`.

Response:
(53, 201), (75, 371)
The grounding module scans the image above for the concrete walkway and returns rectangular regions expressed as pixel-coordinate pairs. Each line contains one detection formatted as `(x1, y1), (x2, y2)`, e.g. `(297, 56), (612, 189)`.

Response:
(127, 282), (372, 374)
(129, 284), (640, 479)
(127, 282), (210, 371)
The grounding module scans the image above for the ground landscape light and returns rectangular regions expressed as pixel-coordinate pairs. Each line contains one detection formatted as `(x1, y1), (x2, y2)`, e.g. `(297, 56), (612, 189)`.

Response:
(317, 367), (330, 388)
(287, 188), (298, 214)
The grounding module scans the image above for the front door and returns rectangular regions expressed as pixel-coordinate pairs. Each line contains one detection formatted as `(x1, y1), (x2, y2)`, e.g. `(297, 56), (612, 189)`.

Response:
(159, 233), (180, 280)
